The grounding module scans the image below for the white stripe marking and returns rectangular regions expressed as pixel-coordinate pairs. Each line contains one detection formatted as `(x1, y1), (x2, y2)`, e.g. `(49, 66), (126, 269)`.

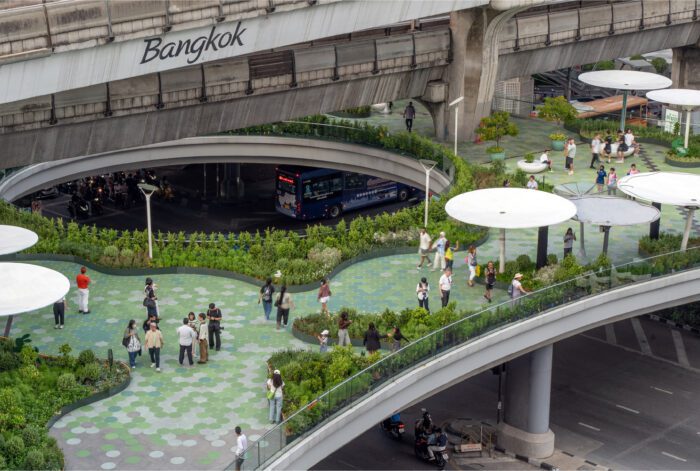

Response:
(616, 404), (640, 414)
(662, 452), (687, 462)
(630, 318), (652, 355)
(671, 330), (691, 367)
(652, 386), (673, 395)
(578, 422), (600, 432)
(604, 324), (617, 344)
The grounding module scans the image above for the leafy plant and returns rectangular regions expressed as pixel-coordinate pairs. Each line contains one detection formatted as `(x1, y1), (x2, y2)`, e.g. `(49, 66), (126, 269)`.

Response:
(476, 112), (519, 151)
(77, 349), (97, 366)
(538, 96), (577, 124)
(524, 153), (535, 163)
(549, 132), (566, 141)
(650, 57), (668, 74)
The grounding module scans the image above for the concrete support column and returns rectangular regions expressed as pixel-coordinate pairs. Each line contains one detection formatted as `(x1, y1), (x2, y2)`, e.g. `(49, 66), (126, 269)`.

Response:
(672, 44), (700, 90)
(497, 345), (555, 458)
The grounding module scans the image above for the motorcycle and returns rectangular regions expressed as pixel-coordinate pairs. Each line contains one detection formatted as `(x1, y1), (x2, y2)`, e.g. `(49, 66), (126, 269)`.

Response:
(380, 416), (405, 441)
(68, 197), (90, 219)
(414, 434), (448, 469)
(91, 192), (104, 216)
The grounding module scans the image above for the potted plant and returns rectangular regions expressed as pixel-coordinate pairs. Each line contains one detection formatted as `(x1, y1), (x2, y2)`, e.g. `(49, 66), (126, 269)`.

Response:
(517, 152), (547, 173)
(548, 132), (567, 151)
(475, 111), (519, 161)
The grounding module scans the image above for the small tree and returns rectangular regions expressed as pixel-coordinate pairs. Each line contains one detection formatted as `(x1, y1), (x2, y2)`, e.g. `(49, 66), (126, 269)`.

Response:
(538, 96), (577, 125)
(651, 57), (668, 74)
(475, 111), (519, 152)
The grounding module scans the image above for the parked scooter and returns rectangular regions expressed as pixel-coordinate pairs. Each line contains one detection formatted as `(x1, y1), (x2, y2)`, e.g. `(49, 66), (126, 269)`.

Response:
(379, 413), (405, 440)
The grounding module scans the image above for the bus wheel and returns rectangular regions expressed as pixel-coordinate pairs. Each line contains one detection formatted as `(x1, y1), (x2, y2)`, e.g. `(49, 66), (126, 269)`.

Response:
(398, 189), (409, 201)
(328, 205), (341, 218)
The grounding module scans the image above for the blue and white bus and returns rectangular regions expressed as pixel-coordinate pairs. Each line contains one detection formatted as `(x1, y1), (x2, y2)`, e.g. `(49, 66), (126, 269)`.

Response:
(275, 166), (421, 220)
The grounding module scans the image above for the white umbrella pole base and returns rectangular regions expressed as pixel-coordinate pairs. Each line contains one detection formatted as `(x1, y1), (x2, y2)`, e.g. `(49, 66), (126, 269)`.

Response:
(499, 228), (506, 274)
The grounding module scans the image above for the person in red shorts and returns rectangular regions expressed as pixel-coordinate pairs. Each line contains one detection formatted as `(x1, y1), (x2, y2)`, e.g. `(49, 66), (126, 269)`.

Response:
(76, 266), (91, 314)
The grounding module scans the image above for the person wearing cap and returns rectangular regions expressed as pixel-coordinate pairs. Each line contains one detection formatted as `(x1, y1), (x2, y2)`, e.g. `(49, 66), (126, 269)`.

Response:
(510, 273), (529, 305)
(266, 370), (285, 424)
(144, 277), (158, 318)
(317, 329), (329, 353)
(76, 266), (91, 314)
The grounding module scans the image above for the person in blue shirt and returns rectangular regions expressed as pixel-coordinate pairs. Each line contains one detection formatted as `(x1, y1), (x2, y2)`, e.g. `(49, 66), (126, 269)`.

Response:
(595, 165), (607, 193)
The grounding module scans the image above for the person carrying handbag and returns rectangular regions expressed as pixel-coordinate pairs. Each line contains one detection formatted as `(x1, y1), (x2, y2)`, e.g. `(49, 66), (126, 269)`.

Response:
(266, 370), (285, 424)
(123, 319), (141, 369)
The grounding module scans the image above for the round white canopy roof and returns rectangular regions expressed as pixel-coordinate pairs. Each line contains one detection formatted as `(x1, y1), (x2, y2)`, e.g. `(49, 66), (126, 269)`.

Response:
(553, 182), (602, 198)
(617, 172), (700, 207)
(578, 70), (671, 91)
(445, 188), (577, 229)
(571, 195), (660, 226)
(0, 225), (38, 256)
(646, 88), (700, 109)
(0, 263), (70, 316)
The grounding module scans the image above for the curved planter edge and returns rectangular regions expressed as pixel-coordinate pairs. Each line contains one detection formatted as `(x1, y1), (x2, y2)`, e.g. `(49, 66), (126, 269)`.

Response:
(45, 361), (131, 430)
(664, 156), (700, 168)
(1, 233), (490, 293)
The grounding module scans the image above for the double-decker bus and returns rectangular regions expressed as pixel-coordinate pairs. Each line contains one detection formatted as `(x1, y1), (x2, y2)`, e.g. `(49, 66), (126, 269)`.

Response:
(275, 166), (420, 220)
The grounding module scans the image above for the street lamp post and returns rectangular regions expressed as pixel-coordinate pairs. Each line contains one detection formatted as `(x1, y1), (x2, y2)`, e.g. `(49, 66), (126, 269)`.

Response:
(419, 159), (438, 228)
(138, 183), (159, 259)
(449, 96), (464, 156)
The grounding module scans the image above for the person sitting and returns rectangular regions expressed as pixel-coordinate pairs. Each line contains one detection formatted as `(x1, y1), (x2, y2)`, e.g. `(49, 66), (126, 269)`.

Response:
(616, 136), (628, 163)
(427, 427), (448, 460)
(539, 149), (552, 172)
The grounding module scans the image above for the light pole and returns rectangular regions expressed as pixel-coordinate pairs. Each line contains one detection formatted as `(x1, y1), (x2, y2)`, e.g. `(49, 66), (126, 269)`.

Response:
(449, 96), (464, 156)
(138, 183), (159, 259)
(419, 159), (438, 228)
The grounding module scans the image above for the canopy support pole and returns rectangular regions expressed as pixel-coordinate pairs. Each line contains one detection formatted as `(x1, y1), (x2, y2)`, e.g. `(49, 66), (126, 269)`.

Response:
(499, 228), (506, 274)
(620, 90), (628, 132)
(649, 202), (661, 240)
(3, 315), (13, 337)
(685, 109), (692, 149)
(681, 207), (695, 251)
(536, 226), (548, 269)
(602, 225), (611, 255)
(578, 221), (586, 259)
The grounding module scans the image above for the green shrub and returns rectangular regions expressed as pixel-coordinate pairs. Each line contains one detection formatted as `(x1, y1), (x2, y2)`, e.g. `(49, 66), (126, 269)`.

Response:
(0, 350), (20, 371)
(0, 389), (25, 430)
(20, 426), (43, 448)
(23, 449), (45, 470)
(538, 96), (577, 124)
(76, 363), (101, 384)
(19, 345), (38, 366)
(476, 112), (519, 150)
(77, 349), (97, 366)
(651, 57), (668, 74)
(56, 373), (78, 391)
(4, 435), (25, 465)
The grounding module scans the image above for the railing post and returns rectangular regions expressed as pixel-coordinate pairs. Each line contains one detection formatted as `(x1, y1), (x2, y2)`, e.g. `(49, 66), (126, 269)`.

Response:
(575, 8), (581, 40)
(608, 1), (615, 35)
(639, 0), (645, 30)
(513, 17), (520, 51)
(332, 45), (340, 81)
(410, 34), (417, 69)
(199, 64), (208, 102)
(545, 6), (551, 46)
(155, 72), (165, 109)
(290, 51), (298, 88)
(666, 0), (672, 25)
(245, 57), (254, 95)
(49, 94), (57, 125)
(104, 83), (113, 117)
(372, 39), (379, 74)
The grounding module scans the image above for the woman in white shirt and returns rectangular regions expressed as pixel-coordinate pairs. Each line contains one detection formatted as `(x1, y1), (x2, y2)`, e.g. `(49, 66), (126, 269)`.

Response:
(266, 370), (285, 424)
(526, 175), (538, 190)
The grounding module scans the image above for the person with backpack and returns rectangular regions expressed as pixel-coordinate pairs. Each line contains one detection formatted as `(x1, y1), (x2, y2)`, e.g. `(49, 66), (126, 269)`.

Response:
(143, 277), (158, 318)
(258, 278), (275, 321)
(275, 286), (294, 330)
(207, 303), (222, 351)
(266, 370), (285, 424)
(122, 319), (141, 369)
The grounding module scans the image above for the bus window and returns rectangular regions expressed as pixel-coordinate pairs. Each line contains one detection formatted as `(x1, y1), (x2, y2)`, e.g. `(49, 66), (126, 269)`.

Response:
(303, 175), (343, 201)
(277, 174), (296, 194)
(345, 173), (365, 190)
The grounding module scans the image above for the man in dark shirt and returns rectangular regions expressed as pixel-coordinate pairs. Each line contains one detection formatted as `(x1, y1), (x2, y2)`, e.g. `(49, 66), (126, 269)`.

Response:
(207, 302), (222, 351)
(403, 101), (416, 133)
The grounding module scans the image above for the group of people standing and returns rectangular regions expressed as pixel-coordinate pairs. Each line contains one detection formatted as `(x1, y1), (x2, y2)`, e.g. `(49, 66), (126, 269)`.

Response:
(590, 129), (640, 167)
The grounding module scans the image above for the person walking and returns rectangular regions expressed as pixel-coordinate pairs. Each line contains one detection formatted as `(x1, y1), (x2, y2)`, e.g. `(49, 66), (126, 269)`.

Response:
(177, 317), (197, 366)
(234, 426), (247, 471)
(266, 370), (285, 424)
(142, 313), (159, 333)
(207, 303), (222, 351)
(53, 296), (66, 329)
(563, 228), (576, 258)
(317, 329), (329, 353)
(122, 320), (141, 369)
(143, 321), (164, 372)
(258, 278), (275, 321)
(595, 165), (607, 193)
(144, 277), (158, 318)
(444, 242), (454, 271)
(363, 322), (386, 355)
(403, 101), (416, 132)
(417, 228), (432, 269)
(76, 266), (91, 314)
(509, 273), (529, 306)
(565, 137), (576, 176)
(317, 278), (332, 316)
(337, 311), (352, 346)
(607, 167), (618, 195)
(388, 326), (409, 352)
(590, 133), (602, 168)
(483, 261), (496, 303)
(416, 277), (430, 311)
(439, 268), (453, 307)
(431, 232), (447, 272)
(197, 313), (208, 364)
(275, 286), (294, 330)
(466, 245), (477, 287)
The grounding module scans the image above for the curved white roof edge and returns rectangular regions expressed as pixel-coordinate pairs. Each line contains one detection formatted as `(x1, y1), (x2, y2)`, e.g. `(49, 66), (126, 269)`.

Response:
(266, 268), (700, 470)
(0, 135), (452, 202)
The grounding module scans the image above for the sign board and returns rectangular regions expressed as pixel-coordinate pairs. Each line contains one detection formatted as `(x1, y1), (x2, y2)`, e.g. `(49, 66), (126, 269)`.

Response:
(664, 108), (680, 133)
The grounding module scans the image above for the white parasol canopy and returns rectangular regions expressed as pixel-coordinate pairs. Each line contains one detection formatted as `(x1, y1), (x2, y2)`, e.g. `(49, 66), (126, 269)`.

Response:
(617, 172), (700, 251)
(446, 188), (577, 272)
(646, 88), (700, 149)
(0, 225), (39, 255)
(0, 263), (70, 317)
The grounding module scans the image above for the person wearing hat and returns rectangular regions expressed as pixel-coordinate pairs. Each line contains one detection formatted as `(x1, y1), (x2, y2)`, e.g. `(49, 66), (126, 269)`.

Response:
(144, 277), (158, 318)
(266, 369), (285, 424)
(510, 273), (529, 305)
(317, 329), (329, 353)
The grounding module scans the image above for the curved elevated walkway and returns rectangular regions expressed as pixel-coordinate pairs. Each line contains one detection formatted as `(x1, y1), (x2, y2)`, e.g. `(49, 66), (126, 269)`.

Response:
(266, 266), (700, 470)
(0, 135), (451, 202)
